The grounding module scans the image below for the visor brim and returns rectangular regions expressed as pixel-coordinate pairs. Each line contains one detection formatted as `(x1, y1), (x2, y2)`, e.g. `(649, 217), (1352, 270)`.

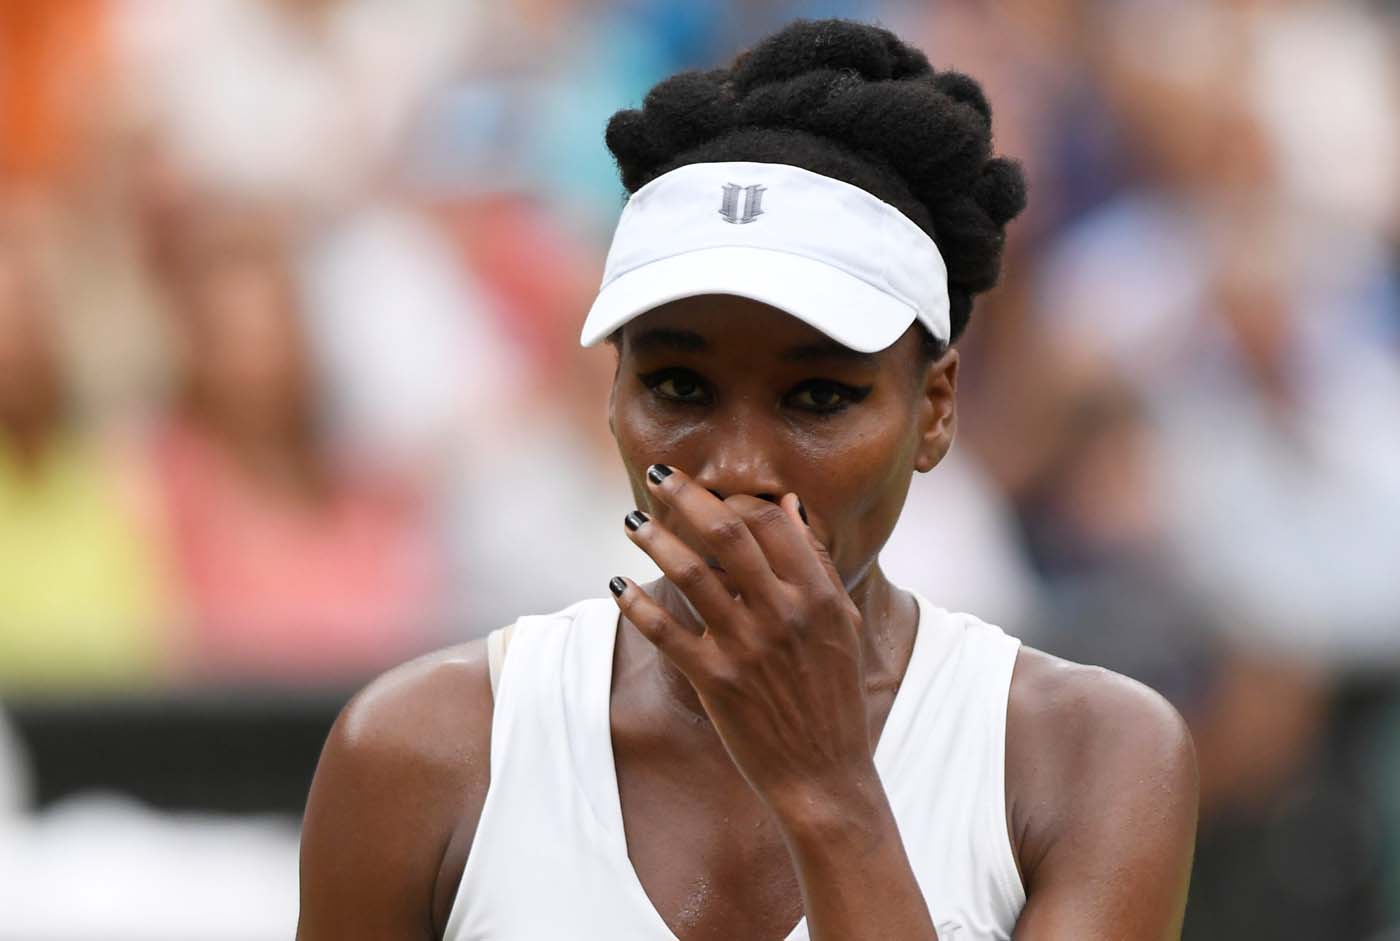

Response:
(579, 246), (920, 354)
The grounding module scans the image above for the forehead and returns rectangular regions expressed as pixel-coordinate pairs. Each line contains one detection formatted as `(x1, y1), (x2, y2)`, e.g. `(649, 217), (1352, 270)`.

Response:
(621, 295), (892, 365)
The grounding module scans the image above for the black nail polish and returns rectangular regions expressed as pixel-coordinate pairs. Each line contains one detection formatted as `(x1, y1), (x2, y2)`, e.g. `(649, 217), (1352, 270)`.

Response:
(646, 464), (673, 485)
(798, 500), (809, 526)
(609, 576), (627, 597)
(624, 511), (649, 531)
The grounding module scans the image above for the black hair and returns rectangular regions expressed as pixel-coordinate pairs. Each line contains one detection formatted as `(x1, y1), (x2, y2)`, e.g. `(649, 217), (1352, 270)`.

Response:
(604, 18), (1027, 354)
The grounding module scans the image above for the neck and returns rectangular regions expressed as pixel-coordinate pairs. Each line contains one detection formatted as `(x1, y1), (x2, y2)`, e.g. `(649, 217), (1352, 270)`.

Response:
(631, 563), (916, 728)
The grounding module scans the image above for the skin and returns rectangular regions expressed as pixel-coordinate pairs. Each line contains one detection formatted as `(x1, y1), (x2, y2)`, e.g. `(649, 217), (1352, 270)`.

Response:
(298, 296), (1198, 940)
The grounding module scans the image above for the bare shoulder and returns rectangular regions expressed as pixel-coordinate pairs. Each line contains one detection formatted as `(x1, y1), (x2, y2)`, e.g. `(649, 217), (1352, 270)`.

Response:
(1005, 646), (1198, 932)
(1007, 645), (1195, 778)
(327, 639), (494, 780)
(298, 640), (495, 941)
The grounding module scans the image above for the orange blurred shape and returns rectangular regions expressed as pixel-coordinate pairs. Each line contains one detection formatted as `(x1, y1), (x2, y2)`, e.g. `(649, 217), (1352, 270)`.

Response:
(0, 0), (108, 183)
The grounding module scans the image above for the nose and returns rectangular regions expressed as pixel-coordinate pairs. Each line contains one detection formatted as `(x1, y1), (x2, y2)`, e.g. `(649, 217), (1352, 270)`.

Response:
(689, 412), (785, 503)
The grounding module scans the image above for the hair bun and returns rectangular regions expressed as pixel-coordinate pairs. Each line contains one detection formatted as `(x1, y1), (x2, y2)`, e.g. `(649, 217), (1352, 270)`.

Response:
(974, 157), (1029, 227)
(731, 19), (928, 93)
(603, 18), (1027, 342)
(640, 70), (737, 157)
(734, 68), (862, 132)
(604, 109), (662, 193)
(930, 71), (992, 124)
(832, 81), (990, 205)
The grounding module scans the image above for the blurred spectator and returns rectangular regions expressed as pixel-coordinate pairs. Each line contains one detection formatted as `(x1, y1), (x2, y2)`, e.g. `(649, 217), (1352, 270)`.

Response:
(145, 207), (443, 683)
(1006, 364), (1328, 814)
(0, 209), (171, 691)
(301, 201), (521, 477)
(1154, 208), (1400, 666)
(1014, 374), (1224, 713)
(1032, 0), (1400, 667)
(112, 0), (481, 209)
(1037, 180), (1400, 667)
(1237, 0), (1400, 235)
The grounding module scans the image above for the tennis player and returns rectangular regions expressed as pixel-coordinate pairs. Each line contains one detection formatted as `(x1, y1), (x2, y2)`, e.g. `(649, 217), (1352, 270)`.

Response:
(298, 19), (1197, 941)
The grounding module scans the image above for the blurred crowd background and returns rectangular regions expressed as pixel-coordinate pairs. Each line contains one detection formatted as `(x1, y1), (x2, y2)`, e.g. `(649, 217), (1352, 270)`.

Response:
(0, 0), (1397, 937)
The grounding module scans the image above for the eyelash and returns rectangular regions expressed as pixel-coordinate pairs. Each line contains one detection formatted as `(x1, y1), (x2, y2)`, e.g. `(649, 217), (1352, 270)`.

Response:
(637, 368), (872, 416)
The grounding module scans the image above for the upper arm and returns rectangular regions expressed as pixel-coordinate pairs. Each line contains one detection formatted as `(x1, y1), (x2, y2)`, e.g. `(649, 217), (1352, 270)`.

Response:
(1009, 650), (1199, 941)
(296, 641), (494, 941)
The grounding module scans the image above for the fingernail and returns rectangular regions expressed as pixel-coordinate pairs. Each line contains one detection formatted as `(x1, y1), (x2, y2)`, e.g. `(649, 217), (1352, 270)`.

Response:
(646, 464), (673, 485)
(609, 576), (627, 597)
(624, 510), (649, 531)
(798, 500), (809, 526)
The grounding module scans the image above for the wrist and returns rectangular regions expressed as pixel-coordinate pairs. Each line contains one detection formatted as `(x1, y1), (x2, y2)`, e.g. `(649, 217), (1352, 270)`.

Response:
(766, 765), (891, 849)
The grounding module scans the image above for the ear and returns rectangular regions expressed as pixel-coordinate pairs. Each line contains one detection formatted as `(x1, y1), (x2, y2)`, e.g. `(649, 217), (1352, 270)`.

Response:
(606, 341), (622, 440)
(607, 376), (618, 440)
(914, 348), (958, 474)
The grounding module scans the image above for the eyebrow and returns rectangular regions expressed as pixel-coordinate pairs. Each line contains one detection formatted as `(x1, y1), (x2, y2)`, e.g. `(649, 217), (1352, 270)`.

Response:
(778, 340), (877, 365)
(629, 327), (708, 354)
(628, 326), (877, 365)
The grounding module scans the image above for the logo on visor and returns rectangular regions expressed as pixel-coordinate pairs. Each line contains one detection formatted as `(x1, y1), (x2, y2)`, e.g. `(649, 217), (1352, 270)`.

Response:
(719, 183), (767, 225)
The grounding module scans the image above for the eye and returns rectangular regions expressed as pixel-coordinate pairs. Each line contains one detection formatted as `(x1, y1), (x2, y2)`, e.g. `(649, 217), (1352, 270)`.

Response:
(640, 368), (711, 404)
(785, 379), (872, 415)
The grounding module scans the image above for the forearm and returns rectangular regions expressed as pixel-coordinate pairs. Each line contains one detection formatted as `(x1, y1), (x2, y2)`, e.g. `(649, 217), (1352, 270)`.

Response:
(774, 775), (938, 941)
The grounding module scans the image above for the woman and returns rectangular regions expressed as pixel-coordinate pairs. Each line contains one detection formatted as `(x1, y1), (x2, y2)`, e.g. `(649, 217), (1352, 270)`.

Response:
(148, 209), (440, 681)
(298, 19), (1197, 940)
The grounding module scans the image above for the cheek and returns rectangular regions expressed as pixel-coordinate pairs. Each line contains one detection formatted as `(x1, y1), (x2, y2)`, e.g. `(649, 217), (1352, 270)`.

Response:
(612, 388), (697, 500)
(792, 399), (917, 492)
(613, 389), (665, 461)
(793, 413), (920, 564)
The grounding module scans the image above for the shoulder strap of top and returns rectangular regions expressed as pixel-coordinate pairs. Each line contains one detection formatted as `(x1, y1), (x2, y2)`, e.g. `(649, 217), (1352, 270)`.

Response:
(486, 621), (517, 699)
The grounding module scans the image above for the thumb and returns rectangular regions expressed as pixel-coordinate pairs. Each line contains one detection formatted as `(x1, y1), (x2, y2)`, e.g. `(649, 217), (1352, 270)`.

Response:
(781, 493), (847, 596)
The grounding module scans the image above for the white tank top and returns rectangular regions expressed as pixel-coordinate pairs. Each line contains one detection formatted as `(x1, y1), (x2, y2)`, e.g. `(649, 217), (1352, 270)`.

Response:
(445, 591), (1026, 940)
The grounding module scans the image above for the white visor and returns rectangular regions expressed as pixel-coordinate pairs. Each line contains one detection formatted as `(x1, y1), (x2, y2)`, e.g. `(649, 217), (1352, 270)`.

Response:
(580, 161), (950, 353)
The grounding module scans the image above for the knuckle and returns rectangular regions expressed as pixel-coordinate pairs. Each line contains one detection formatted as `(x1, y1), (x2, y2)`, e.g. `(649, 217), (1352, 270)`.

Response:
(774, 603), (807, 636)
(705, 661), (743, 693)
(635, 610), (670, 641)
(748, 502), (790, 530)
(670, 558), (711, 589)
(812, 587), (854, 622)
(705, 515), (749, 548)
(731, 636), (768, 668)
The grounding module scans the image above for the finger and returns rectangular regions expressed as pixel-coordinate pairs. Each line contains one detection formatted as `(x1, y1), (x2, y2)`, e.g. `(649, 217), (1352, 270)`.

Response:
(645, 464), (774, 598)
(726, 494), (827, 590)
(609, 576), (709, 677)
(781, 492), (807, 529)
(623, 510), (737, 629)
(780, 492), (848, 597)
